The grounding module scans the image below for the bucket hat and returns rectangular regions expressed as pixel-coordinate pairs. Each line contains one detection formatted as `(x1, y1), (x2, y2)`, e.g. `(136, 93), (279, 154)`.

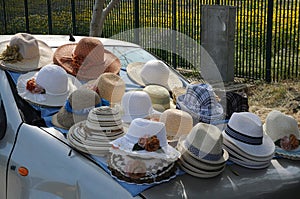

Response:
(17, 64), (81, 107)
(53, 37), (121, 81)
(222, 112), (275, 158)
(263, 110), (300, 160)
(159, 109), (193, 144)
(143, 85), (176, 112)
(52, 89), (102, 129)
(176, 83), (224, 125)
(121, 91), (161, 123)
(67, 106), (125, 156)
(126, 60), (183, 91)
(110, 118), (181, 161)
(0, 33), (53, 72)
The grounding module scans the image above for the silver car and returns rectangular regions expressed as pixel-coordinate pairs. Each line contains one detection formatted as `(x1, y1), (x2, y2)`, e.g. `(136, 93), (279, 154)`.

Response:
(0, 35), (299, 199)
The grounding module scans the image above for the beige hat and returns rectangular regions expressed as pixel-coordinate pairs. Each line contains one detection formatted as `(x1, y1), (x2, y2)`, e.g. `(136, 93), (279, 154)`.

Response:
(159, 109), (193, 143)
(126, 60), (183, 91)
(143, 85), (175, 112)
(52, 89), (101, 130)
(0, 33), (53, 72)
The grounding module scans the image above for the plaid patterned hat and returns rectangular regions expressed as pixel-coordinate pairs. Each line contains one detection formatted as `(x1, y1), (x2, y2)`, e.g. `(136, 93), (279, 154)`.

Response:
(176, 83), (224, 125)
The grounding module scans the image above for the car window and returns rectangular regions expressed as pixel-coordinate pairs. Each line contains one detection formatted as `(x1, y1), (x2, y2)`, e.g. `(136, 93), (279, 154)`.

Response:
(0, 94), (7, 140)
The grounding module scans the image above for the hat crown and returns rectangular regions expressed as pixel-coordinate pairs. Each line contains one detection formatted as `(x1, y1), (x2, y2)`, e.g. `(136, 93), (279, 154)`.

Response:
(9, 33), (39, 59)
(143, 85), (170, 111)
(184, 123), (224, 157)
(69, 89), (100, 110)
(36, 64), (68, 95)
(140, 60), (170, 87)
(74, 37), (103, 59)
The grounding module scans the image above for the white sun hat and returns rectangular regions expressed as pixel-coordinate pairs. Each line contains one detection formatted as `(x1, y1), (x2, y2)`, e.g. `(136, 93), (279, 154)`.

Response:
(17, 64), (81, 107)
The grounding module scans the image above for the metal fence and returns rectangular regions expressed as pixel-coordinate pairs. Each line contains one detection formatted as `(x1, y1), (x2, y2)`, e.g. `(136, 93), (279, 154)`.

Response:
(0, 0), (299, 82)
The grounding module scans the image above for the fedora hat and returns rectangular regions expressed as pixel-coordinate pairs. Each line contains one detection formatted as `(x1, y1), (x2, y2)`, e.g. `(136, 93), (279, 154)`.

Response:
(263, 110), (300, 160)
(52, 89), (103, 129)
(67, 106), (125, 156)
(143, 85), (176, 112)
(176, 83), (224, 125)
(159, 109), (193, 144)
(126, 60), (183, 91)
(53, 37), (121, 81)
(110, 118), (181, 161)
(177, 122), (229, 165)
(222, 112), (275, 158)
(17, 64), (81, 107)
(121, 91), (161, 123)
(0, 33), (53, 72)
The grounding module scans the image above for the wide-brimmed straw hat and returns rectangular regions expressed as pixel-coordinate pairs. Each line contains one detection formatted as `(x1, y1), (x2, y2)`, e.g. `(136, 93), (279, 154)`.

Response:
(222, 112), (275, 158)
(126, 60), (183, 91)
(52, 89), (102, 129)
(17, 64), (81, 107)
(110, 118), (181, 161)
(159, 109), (193, 143)
(176, 83), (224, 125)
(121, 91), (161, 123)
(263, 110), (300, 160)
(0, 33), (53, 72)
(67, 106), (125, 156)
(143, 85), (176, 112)
(53, 37), (121, 81)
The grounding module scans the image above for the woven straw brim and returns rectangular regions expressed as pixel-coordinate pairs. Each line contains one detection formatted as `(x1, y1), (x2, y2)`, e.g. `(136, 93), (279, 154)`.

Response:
(53, 43), (121, 80)
(0, 40), (53, 72)
(127, 62), (183, 91)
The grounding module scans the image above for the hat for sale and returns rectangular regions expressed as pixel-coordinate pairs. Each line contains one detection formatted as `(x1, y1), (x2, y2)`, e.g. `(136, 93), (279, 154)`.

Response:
(53, 37), (121, 80)
(0, 33), (53, 72)
(17, 64), (81, 107)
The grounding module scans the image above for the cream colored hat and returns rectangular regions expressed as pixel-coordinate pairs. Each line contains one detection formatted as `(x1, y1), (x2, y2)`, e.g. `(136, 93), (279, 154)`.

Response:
(126, 60), (183, 91)
(0, 33), (53, 72)
(159, 109), (193, 142)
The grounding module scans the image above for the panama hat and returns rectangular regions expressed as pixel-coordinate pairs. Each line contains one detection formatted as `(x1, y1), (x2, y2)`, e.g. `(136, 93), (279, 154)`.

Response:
(53, 37), (121, 81)
(263, 110), (300, 160)
(177, 122), (229, 165)
(176, 83), (224, 125)
(126, 60), (183, 91)
(67, 106), (125, 156)
(143, 85), (176, 112)
(121, 91), (161, 123)
(159, 109), (193, 144)
(17, 64), (81, 107)
(0, 33), (53, 72)
(110, 118), (181, 161)
(222, 112), (275, 158)
(52, 89), (102, 129)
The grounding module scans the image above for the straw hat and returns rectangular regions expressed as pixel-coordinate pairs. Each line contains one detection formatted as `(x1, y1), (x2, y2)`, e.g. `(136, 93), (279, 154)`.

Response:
(17, 64), (81, 107)
(0, 33), (53, 72)
(176, 83), (224, 125)
(126, 60), (183, 91)
(159, 109), (193, 143)
(121, 91), (161, 123)
(143, 85), (175, 112)
(53, 37), (121, 81)
(52, 89), (102, 129)
(222, 112), (275, 158)
(67, 106), (125, 156)
(110, 118), (181, 161)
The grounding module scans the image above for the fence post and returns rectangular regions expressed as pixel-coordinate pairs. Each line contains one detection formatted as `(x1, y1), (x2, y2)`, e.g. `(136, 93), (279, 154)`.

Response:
(2, 0), (7, 33)
(134, 0), (139, 44)
(24, 0), (29, 32)
(71, 0), (76, 35)
(46, 0), (52, 34)
(266, 0), (274, 83)
(172, 0), (177, 68)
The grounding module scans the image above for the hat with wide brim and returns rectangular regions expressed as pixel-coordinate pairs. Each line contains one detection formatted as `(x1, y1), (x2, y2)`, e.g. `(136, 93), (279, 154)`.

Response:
(0, 34), (53, 72)
(17, 71), (81, 107)
(127, 61), (183, 91)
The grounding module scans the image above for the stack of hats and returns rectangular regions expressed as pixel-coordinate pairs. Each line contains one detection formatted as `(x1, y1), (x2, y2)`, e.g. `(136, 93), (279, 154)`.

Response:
(176, 83), (224, 125)
(222, 112), (275, 169)
(176, 123), (229, 178)
(263, 110), (300, 160)
(108, 118), (181, 184)
(67, 106), (125, 156)
(159, 109), (193, 146)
